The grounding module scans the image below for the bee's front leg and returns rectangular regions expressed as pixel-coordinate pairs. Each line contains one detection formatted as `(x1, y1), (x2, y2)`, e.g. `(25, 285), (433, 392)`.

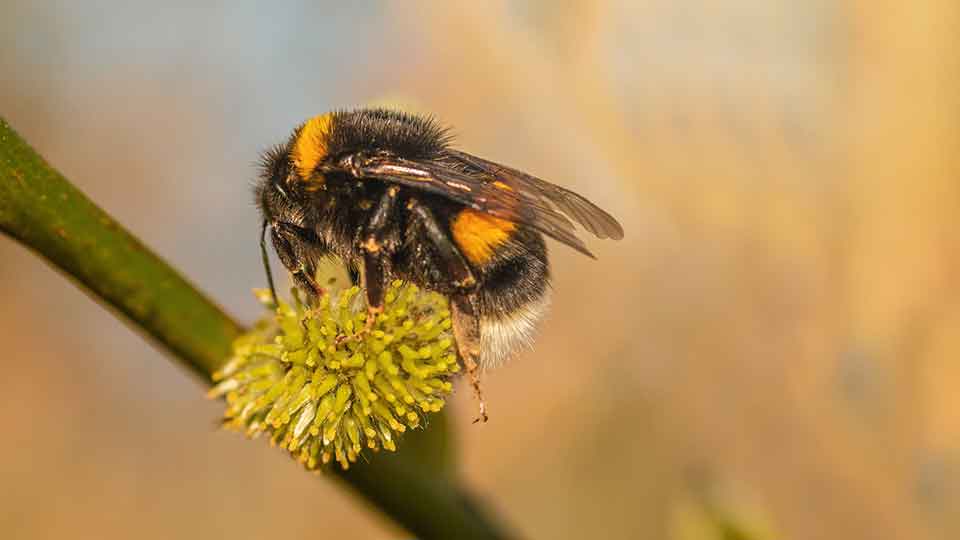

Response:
(271, 222), (324, 302)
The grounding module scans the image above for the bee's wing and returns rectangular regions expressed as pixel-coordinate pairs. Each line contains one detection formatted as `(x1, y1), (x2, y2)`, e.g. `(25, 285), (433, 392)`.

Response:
(447, 150), (625, 241)
(348, 152), (621, 258)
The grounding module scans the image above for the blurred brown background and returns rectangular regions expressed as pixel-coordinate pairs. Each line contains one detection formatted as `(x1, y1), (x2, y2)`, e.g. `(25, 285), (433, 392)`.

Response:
(2, 1), (959, 539)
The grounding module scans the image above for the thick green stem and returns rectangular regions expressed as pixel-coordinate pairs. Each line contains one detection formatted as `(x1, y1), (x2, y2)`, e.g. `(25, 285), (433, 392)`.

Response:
(0, 122), (239, 378)
(0, 117), (515, 540)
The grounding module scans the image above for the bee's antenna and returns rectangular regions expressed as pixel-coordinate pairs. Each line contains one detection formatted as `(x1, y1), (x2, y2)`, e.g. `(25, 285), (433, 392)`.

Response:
(260, 220), (279, 308)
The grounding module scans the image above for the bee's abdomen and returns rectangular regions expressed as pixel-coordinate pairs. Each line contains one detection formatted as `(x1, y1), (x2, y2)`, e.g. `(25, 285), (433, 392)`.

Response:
(474, 228), (550, 368)
(474, 229), (548, 314)
(450, 209), (518, 266)
(393, 209), (551, 368)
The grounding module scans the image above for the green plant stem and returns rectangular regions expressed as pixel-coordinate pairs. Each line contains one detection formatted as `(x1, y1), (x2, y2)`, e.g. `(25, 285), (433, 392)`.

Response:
(0, 117), (514, 540)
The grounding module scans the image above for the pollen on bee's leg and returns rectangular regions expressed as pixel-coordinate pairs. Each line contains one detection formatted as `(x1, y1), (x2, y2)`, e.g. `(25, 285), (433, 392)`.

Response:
(366, 305), (384, 330)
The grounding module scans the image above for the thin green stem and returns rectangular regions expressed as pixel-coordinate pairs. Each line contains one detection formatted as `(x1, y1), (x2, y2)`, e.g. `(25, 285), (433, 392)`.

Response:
(0, 117), (515, 540)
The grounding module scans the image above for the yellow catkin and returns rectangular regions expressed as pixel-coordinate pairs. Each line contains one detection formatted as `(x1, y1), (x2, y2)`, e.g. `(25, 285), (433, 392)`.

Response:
(210, 277), (456, 470)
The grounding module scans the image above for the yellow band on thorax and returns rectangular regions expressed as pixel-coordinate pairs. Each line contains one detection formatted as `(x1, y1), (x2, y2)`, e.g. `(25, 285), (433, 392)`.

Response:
(292, 113), (333, 180)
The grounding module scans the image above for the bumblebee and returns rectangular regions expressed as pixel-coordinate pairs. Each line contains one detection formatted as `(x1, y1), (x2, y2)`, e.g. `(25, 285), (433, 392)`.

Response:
(256, 108), (623, 421)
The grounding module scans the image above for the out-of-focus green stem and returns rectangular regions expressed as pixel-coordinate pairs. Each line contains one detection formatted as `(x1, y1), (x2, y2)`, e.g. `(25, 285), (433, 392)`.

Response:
(0, 117), (515, 540)
(0, 120), (239, 378)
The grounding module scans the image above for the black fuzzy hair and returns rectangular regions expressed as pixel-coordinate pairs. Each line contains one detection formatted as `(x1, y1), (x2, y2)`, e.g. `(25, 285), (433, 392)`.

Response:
(324, 108), (453, 160)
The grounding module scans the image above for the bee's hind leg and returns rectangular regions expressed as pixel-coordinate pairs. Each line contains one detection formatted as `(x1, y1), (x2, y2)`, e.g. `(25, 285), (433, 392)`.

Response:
(406, 200), (487, 422)
(451, 293), (488, 423)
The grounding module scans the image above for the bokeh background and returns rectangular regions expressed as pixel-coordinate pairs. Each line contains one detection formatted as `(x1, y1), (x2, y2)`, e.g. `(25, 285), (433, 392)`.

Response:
(2, 1), (959, 539)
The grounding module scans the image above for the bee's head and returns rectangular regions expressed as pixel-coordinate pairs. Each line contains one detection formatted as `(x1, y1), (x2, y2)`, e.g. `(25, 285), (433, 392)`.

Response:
(255, 142), (297, 225)
(256, 113), (336, 223)
(254, 125), (326, 307)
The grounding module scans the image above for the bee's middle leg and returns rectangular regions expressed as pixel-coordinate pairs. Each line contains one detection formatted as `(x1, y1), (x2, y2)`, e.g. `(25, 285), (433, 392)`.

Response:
(358, 250), (386, 335)
(354, 188), (400, 337)
(333, 251), (384, 346)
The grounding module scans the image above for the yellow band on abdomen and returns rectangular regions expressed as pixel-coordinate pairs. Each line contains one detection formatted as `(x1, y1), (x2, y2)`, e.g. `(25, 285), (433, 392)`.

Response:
(451, 209), (517, 265)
